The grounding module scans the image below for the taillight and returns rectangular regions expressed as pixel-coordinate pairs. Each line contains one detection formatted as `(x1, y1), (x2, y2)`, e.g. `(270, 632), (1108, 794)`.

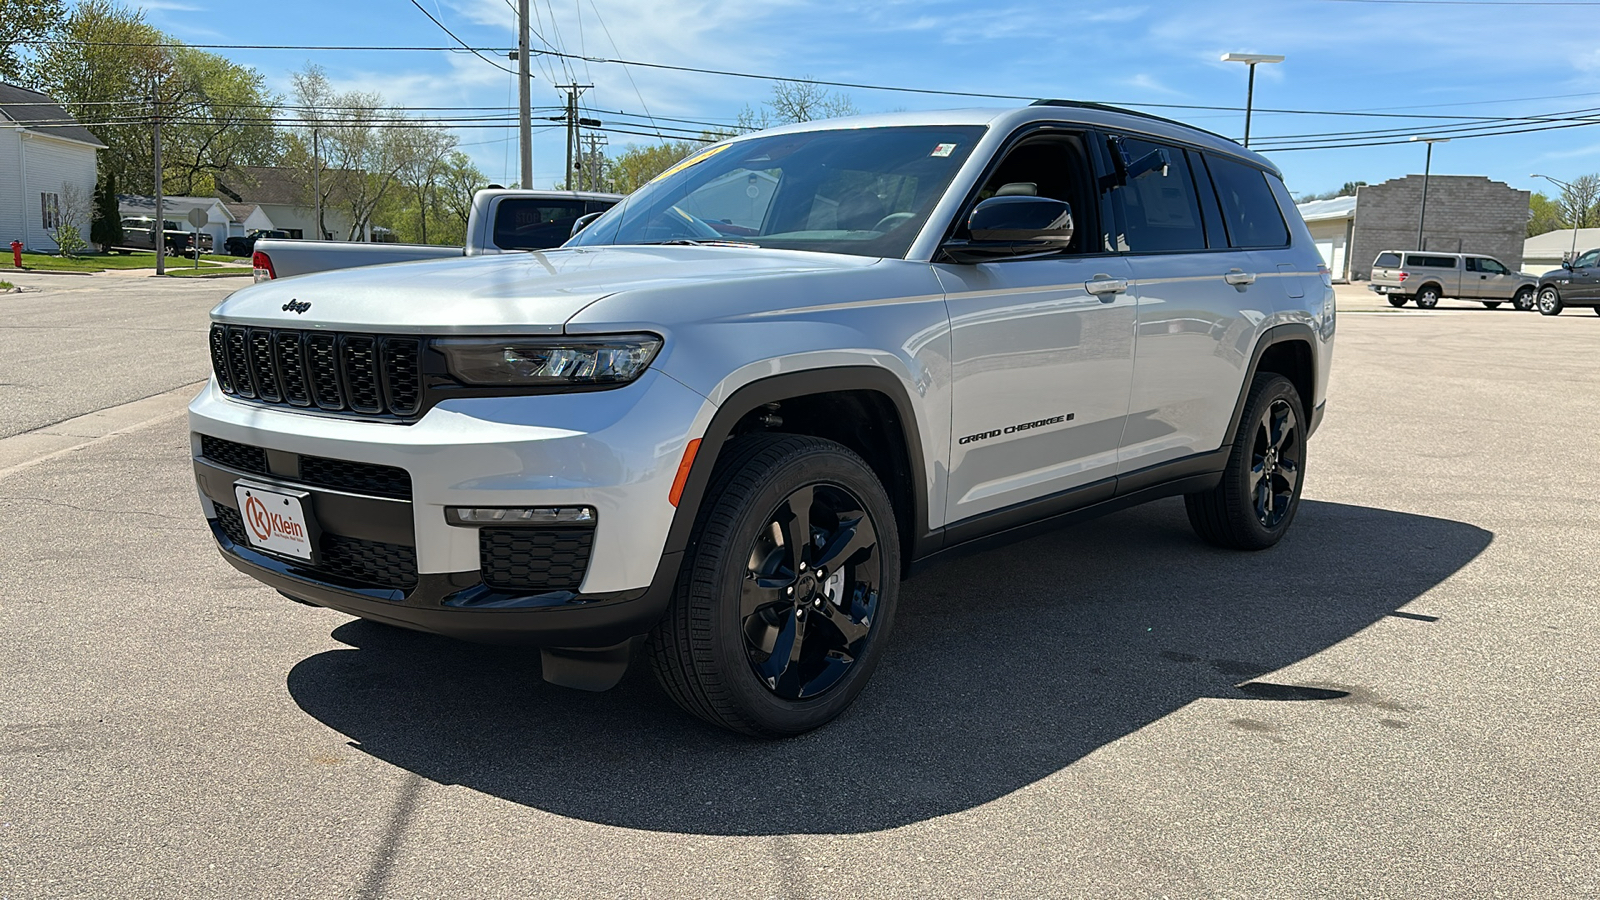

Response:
(1397, 270), (1409, 282)
(251, 251), (275, 283)
(1318, 264), (1333, 287)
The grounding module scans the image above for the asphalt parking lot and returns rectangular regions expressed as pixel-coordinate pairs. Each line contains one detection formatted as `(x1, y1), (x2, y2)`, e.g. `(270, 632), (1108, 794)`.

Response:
(2, 273), (1597, 899)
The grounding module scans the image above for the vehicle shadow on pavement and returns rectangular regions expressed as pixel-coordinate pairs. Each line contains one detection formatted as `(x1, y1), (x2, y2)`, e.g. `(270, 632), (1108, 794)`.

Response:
(285, 497), (1491, 835)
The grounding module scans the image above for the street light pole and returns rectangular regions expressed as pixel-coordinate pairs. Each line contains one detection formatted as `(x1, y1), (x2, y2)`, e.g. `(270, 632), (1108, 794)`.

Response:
(1221, 53), (1284, 148)
(1531, 173), (1582, 262)
(1411, 136), (1450, 252)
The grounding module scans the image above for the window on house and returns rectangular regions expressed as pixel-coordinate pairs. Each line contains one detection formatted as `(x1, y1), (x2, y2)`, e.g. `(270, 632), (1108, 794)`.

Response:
(41, 193), (60, 230)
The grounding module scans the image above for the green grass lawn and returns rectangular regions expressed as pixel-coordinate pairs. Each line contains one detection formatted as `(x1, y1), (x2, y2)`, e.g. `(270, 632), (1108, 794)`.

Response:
(12, 251), (240, 273)
(164, 267), (253, 278)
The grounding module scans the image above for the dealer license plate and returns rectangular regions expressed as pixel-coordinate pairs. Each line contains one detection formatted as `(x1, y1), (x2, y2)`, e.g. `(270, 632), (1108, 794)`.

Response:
(234, 482), (315, 561)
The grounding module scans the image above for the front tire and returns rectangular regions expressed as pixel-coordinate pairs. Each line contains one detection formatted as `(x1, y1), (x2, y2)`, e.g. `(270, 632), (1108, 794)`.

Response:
(1514, 287), (1536, 311)
(1415, 286), (1441, 309)
(648, 434), (900, 737)
(1537, 287), (1564, 316)
(1185, 374), (1306, 551)
(1482, 301), (1502, 309)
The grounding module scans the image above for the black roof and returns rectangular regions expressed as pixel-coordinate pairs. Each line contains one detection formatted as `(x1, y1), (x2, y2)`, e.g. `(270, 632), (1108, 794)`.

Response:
(0, 82), (106, 147)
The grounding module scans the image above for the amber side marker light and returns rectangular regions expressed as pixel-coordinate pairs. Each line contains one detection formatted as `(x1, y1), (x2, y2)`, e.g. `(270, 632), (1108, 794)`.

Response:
(669, 439), (701, 507)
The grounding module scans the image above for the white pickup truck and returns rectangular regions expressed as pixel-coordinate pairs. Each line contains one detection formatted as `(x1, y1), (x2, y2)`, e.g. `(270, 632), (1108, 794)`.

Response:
(250, 189), (622, 282)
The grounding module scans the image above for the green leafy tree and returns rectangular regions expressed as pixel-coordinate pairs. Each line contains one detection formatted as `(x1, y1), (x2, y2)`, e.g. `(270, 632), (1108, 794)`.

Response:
(0, 0), (65, 81)
(91, 168), (122, 251)
(1527, 192), (1564, 237)
(603, 140), (702, 194)
(1555, 174), (1600, 230)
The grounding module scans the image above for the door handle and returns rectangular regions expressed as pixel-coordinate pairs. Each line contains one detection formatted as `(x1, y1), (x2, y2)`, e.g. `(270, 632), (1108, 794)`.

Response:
(1085, 275), (1128, 298)
(1224, 268), (1257, 286)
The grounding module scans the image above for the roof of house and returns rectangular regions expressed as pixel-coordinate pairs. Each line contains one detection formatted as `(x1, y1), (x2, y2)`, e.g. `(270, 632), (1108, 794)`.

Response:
(219, 166), (308, 207)
(1295, 195), (1358, 223)
(223, 202), (261, 223)
(1524, 227), (1600, 259)
(118, 195), (228, 220)
(0, 82), (107, 148)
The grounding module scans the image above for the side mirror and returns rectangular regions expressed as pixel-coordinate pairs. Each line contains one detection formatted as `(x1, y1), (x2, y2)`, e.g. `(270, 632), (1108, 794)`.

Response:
(570, 211), (604, 238)
(942, 196), (1074, 263)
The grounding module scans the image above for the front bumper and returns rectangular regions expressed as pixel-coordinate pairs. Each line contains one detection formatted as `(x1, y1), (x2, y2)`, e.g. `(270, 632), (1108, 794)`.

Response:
(190, 369), (713, 644)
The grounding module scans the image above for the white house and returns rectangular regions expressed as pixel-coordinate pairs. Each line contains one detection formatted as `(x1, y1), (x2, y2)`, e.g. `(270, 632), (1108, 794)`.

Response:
(1522, 227), (1600, 276)
(1295, 195), (1357, 283)
(218, 166), (365, 241)
(0, 82), (105, 252)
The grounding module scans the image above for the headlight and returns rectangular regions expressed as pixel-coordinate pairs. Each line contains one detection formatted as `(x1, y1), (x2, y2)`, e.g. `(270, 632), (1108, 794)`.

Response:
(434, 334), (662, 386)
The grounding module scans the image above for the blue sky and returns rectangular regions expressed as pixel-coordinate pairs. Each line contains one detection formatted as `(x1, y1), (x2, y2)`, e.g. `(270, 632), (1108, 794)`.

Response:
(133, 0), (1600, 200)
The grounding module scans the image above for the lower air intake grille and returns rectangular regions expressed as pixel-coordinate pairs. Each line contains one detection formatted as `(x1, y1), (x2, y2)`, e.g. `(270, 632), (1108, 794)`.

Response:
(213, 505), (418, 591)
(480, 527), (595, 592)
(298, 456), (412, 500)
(200, 434), (269, 475)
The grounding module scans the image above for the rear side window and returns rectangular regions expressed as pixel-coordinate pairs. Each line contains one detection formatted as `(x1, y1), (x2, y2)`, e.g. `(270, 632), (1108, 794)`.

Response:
(1205, 155), (1289, 248)
(1375, 252), (1402, 268)
(493, 198), (588, 250)
(1408, 254), (1457, 269)
(1107, 136), (1208, 253)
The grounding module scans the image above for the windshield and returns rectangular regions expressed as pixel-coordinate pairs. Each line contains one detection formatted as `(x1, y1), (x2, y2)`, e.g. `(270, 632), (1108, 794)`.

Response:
(568, 125), (986, 259)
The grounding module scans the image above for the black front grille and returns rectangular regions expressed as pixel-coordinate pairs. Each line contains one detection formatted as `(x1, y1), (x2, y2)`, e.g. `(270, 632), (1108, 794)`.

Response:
(209, 324), (423, 421)
(299, 455), (412, 500)
(213, 505), (417, 591)
(480, 527), (595, 592)
(200, 434), (269, 475)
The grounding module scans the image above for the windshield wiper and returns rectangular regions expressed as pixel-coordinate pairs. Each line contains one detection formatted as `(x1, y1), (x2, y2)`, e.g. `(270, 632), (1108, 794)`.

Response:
(637, 239), (760, 248)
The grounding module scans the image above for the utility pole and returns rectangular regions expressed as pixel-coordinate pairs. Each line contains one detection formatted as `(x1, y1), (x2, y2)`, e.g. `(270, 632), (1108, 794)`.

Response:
(1411, 136), (1450, 252)
(580, 132), (608, 192)
(516, 0), (532, 189)
(312, 128), (323, 240)
(152, 85), (164, 275)
(555, 84), (593, 190)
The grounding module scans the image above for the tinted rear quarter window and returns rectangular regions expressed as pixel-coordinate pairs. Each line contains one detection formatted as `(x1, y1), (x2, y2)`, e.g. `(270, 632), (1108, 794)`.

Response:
(1108, 136), (1208, 253)
(1205, 154), (1289, 248)
(493, 199), (588, 250)
(1408, 255), (1457, 269)
(1375, 252), (1402, 268)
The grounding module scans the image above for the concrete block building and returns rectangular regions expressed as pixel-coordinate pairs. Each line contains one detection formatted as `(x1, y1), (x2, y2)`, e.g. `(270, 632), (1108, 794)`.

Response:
(1348, 176), (1529, 281)
(1299, 175), (1530, 282)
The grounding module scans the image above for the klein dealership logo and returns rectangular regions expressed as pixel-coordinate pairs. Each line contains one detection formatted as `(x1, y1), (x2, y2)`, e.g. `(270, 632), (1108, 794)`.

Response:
(243, 493), (305, 543)
(281, 300), (311, 314)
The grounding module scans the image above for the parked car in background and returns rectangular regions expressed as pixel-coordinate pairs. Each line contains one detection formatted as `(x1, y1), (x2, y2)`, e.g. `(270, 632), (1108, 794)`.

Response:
(224, 229), (288, 258)
(1368, 250), (1536, 310)
(192, 102), (1334, 736)
(115, 216), (215, 257)
(249, 190), (621, 281)
(1533, 247), (1600, 316)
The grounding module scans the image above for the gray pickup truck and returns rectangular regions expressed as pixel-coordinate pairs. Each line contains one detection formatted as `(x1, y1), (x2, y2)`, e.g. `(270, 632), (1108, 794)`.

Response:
(250, 189), (621, 281)
(1367, 250), (1537, 310)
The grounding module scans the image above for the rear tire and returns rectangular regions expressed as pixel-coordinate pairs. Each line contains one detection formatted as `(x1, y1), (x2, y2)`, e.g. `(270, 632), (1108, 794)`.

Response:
(1387, 295), (1407, 308)
(1482, 301), (1502, 309)
(1186, 374), (1306, 551)
(648, 434), (900, 737)
(1513, 287), (1536, 311)
(1537, 287), (1564, 316)
(1414, 286), (1441, 309)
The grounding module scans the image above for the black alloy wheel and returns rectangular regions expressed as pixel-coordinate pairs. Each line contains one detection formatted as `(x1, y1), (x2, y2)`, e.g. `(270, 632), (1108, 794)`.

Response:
(1186, 373), (1306, 550)
(1538, 286), (1564, 316)
(1514, 288), (1536, 311)
(1415, 286), (1441, 309)
(649, 434), (900, 737)
(1248, 398), (1302, 530)
(1388, 295), (1408, 308)
(739, 483), (881, 700)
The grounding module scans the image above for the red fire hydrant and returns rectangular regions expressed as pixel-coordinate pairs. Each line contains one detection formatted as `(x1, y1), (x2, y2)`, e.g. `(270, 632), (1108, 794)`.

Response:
(10, 241), (21, 269)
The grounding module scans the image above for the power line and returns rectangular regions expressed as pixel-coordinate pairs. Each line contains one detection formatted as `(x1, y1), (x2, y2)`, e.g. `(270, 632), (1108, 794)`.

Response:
(403, 0), (517, 75)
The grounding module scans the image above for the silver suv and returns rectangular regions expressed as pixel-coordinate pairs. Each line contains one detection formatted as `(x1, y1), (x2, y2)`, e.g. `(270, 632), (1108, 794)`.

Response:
(1368, 250), (1537, 310)
(190, 102), (1334, 736)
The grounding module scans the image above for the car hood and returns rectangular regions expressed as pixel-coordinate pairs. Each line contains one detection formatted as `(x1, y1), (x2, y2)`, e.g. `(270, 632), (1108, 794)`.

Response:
(210, 245), (881, 333)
